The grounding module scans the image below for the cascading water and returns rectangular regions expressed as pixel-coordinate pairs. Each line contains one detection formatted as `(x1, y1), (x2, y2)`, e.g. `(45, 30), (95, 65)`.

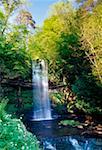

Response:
(32, 59), (52, 121)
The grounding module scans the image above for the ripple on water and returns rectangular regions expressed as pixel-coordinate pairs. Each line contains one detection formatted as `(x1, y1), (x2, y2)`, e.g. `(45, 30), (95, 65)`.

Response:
(40, 136), (102, 150)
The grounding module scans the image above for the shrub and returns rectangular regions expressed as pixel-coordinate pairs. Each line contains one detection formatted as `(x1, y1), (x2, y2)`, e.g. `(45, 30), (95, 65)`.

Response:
(0, 99), (40, 150)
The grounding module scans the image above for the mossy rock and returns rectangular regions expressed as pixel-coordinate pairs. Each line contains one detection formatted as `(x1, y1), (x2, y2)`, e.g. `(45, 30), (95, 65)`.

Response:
(59, 120), (81, 127)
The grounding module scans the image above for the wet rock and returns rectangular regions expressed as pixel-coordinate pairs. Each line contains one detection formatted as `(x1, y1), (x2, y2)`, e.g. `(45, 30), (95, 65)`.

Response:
(93, 130), (102, 135)
(83, 123), (89, 127)
(95, 124), (102, 131)
(77, 125), (83, 129)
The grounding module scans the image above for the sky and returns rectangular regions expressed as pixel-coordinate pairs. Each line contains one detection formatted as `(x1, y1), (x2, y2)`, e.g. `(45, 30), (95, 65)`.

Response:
(27, 0), (59, 26)
(27, 0), (76, 26)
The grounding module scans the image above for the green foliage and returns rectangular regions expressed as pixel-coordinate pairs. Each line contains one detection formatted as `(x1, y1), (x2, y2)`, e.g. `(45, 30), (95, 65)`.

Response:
(3, 88), (33, 115)
(17, 10), (35, 29)
(78, 0), (102, 84)
(75, 99), (102, 114)
(50, 91), (67, 114)
(29, 1), (80, 84)
(50, 89), (102, 114)
(0, 0), (26, 36)
(0, 0), (102, 116)
(0, 100), (40, 150)
(50, 92), (64, 104)
(0, 0), (33, 84)
(48, 0), (102, 114)
(0, 98), (9, 120)
(0, 25), (31, 83)
(21, 89), (33, 109)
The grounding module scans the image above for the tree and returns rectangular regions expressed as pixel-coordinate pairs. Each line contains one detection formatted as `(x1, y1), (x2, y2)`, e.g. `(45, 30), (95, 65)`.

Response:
(29, 0), (102, 113)
(0, 0), (35, 105)
(0, 0), (25, 35)
(77, 0), (102, 84)
(16, 10), (36, 29)
(28, 1), (81, 84)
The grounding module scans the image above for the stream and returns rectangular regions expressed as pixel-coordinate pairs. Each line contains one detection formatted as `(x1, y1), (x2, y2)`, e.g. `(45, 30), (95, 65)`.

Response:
(24, 119), (102, 150)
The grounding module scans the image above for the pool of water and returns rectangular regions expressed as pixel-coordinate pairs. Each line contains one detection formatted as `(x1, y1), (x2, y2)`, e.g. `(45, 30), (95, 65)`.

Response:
(24, 119), (102, 150)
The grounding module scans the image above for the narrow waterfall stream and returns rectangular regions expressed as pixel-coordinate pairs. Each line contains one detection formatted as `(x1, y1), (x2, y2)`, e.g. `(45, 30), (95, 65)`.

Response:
(32, 60), (52, 121)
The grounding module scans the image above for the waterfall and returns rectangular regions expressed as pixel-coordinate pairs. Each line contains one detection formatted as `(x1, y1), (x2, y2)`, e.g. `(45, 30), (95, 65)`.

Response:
(32, 60), (52, 121)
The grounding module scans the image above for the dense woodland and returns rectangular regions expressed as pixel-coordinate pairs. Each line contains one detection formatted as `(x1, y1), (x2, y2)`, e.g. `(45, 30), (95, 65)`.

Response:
(0, 0), (102, 149)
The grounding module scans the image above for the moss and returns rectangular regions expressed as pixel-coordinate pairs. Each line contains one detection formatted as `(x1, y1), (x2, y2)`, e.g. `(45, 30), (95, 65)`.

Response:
(59, 120), (81, 127)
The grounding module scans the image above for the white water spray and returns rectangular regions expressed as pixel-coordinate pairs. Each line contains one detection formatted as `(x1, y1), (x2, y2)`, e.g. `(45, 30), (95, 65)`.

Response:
(32, 60), (52, 121)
